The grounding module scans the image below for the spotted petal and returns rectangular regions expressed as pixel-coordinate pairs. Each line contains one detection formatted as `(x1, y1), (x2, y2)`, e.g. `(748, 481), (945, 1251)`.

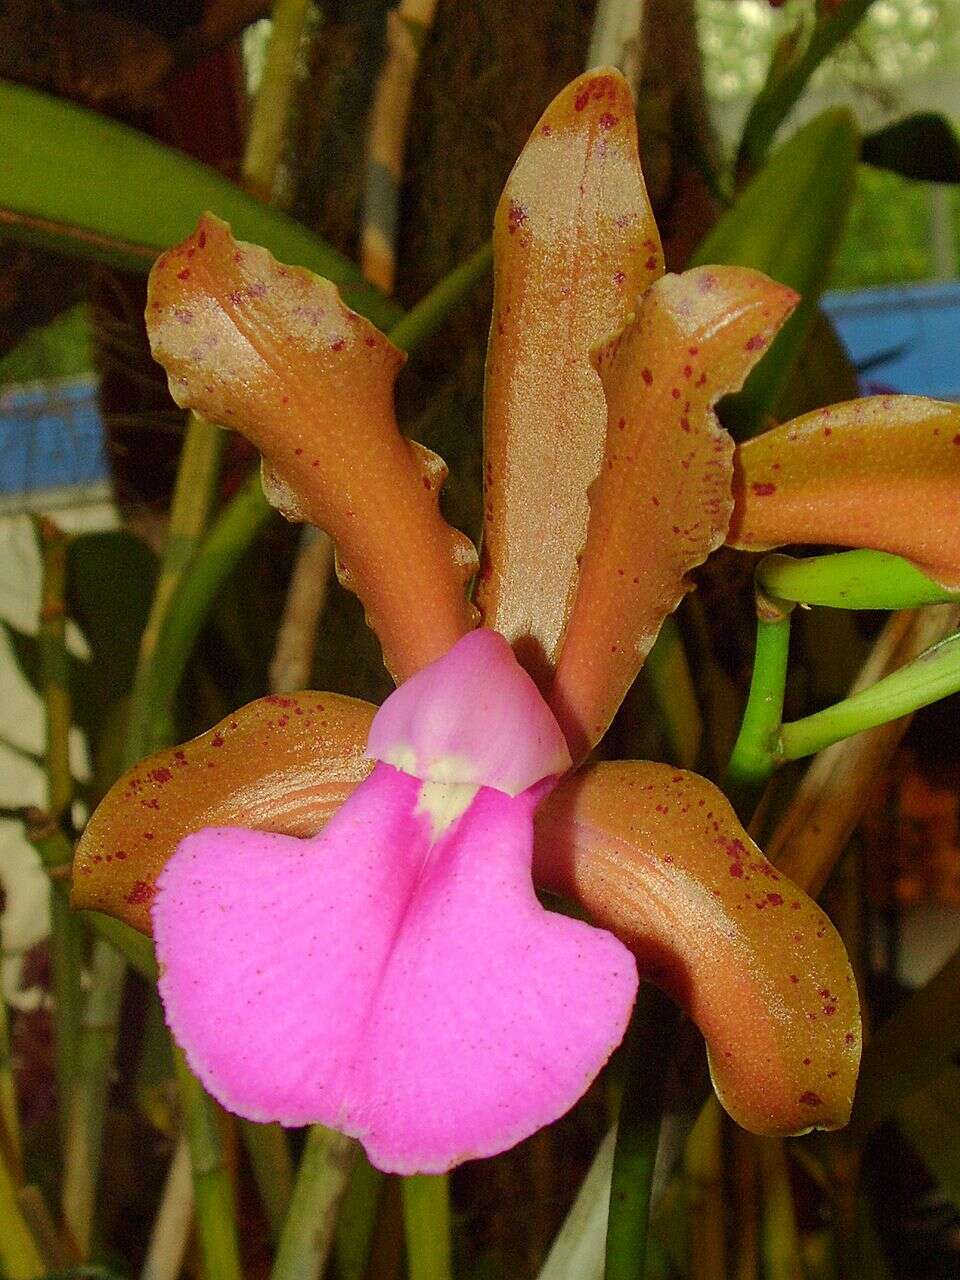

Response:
(728, 396), (960, 588)
(146, 213), (477, 682)
(72, 691), (375, 933)
(535, 762), (860, 1135)
(549, 266), (797, 761)
(478, 68), (663, 687)
(153, 764), (637, 1173)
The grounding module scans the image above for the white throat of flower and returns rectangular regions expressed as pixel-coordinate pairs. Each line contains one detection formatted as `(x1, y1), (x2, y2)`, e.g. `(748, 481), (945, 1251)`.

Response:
(415, 780), (479, 841)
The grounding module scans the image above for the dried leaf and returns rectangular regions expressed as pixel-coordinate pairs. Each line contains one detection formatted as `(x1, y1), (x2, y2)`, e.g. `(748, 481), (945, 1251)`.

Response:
(728, 396), (960, 589)
(72, 691), (375, 933)
(478, 68), (663, 687)
(549, 266), (797, 761)
(146, 213), (477, 682)
(534, 762), (860, 1135)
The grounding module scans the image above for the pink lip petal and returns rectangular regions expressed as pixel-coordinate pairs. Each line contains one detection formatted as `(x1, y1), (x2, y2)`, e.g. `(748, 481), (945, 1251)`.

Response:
(153, 765), (424, 1129)
(153, 762), (636, 1173)
(366, 629), (572, 794)
(348, 783), (637, 1172)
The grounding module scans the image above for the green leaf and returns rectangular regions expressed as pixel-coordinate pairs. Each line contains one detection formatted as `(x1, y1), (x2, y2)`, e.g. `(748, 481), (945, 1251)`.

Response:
(737, 0), (875, 172)
(850, 945), (960, 1138)
(692, 109), (859, 437)
(862, 112), (960, 184)
(897, 1064), (960, 1212)
(0, 80), (400, 331)
(774, 307), (859, 424)
(67, 531), (157, 701)
(1, 616), (104, 754)
(1, 616), (41, 693)
(0, 304), (92, 384)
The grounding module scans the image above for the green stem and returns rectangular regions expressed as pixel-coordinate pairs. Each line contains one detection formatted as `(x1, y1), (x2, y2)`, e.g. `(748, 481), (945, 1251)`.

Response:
(137, 469), (273, 752)
(61, 940), (124, 1255)
(401, 1175), (452, 1280)
(779, 628), (960, 762)
(737, 0), (877, 171)
(49, 892), (85, 1160)
(725, 602), (792, 803)
(334, 1153), (384, 1280)
(0, 1145), (44, 1280)
(59, 413), (224, 1255)
(34, 519), (86, 1172)
(388, 241), (492, 355)
(0, 993), (20, 1170)
(270, 1126), (356, 1280)
(684, 1100), (726, 1280)
(174, 1049), (244, 1280)
(241, 0), (311, 200)
(604, 986), (679, 1280)
(239, 1120), (294, 1242)
(82, 907), (158, 983)
(35, 520), (73, 821)
(644, 616), (703, 769)
(125, 413), (225, 764)
(759, 1140), (805, 1280)
(758, 550), (959, 611)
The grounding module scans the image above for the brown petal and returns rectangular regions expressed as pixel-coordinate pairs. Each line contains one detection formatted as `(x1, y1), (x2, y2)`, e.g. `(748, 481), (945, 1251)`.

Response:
(72, 692), (375, 934)
(728, 395), (960, 589)
(146, 213), (476, 682)
(549, 266), (797, 761)
(534, 762), (860, 1135)
(477, 68), (663, 688)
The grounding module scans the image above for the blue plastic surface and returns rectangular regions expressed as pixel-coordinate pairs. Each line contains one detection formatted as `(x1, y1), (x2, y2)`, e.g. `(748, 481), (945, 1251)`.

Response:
(823, 280), (960, 401)
(0, 376), (109, 496)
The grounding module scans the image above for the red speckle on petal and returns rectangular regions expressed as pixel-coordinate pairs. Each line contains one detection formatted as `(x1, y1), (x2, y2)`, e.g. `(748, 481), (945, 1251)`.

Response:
(799, 1091), (823, 1107)
(125, 880), (156, 906)
(767, 893), (784, 907)
(645, 255), (657, 270)
(613, 270), (625, 286)
(641, 368), (653, 386)
(331, 338), (345, 352)
(177, 268), (191, 281)
(211, 734), (225, 748)
(598, 112), (618, 130)
(150, 767), (172, 785)
(507, 201), (528, 234)
(751, 482), (777, 496)
(744, 334), (768, 352)
(197, 230), (207, 249)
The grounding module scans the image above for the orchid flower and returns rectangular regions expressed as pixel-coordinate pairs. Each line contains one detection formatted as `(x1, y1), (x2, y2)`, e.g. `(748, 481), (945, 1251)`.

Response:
(71, 68), (903, 1173)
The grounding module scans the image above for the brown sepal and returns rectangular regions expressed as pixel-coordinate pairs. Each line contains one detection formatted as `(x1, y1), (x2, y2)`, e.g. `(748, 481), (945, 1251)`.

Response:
(549, 265), (797, 761)
(478, 68), (663, 687)
(728, 395), (960, 588)
(72, 691), (375, 933)
(535, 762), (860, 1135)
(146, 213), (477, 682)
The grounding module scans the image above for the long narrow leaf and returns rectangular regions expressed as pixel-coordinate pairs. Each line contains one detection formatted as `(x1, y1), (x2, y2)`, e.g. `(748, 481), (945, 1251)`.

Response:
(0, 80), (399, 329)
(737, 0), (875, 171)
(692, 110), (859, 437)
